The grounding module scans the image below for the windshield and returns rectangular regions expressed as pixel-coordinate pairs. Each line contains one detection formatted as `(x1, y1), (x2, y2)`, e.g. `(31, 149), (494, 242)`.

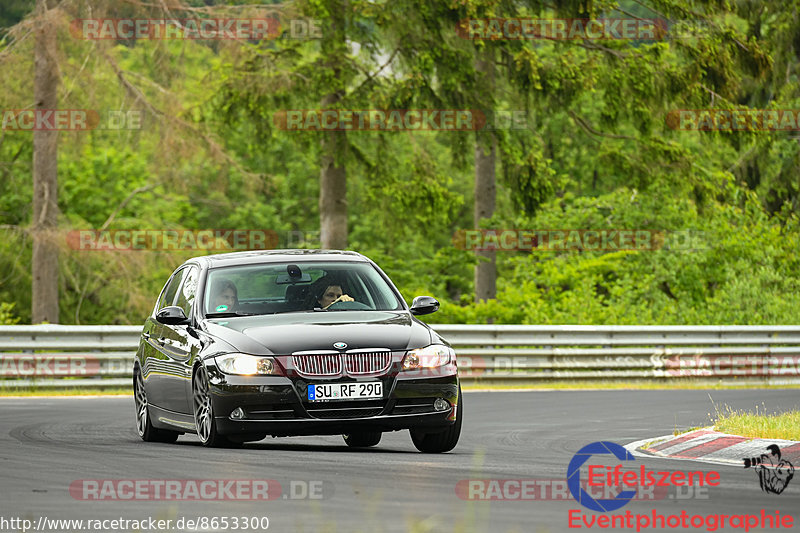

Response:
(203, 261), (404, 317)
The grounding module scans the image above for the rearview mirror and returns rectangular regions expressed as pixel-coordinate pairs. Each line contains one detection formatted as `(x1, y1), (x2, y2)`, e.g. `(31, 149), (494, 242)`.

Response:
(156, 306), (190, 325)
(409, 296), (439, 316)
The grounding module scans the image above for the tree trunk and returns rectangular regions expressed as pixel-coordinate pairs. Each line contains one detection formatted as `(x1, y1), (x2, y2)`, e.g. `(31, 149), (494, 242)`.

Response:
(474, 48), (496, 302)
(474, 136), (497, 302)
(319, 0), (347, 250)
(319, 110), (347, 249)
(31, 0), (59, 324)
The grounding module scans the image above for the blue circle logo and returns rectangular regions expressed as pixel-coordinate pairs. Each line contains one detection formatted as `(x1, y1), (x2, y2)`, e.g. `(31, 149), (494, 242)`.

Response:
(333, 342), (347, 350)
(567, 441), (637, 512)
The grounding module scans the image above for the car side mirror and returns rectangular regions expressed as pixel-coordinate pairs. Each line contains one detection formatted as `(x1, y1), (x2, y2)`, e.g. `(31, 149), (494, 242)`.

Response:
(156, 306), (190, 325)
(409, 296), (439, 316)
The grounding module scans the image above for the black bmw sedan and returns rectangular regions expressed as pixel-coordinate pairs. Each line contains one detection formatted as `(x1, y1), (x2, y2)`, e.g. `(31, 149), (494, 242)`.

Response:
(133, 250), (462, 452)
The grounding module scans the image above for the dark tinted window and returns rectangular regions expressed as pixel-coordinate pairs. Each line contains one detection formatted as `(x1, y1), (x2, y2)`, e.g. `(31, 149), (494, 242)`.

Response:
(156, 267), (186, 311)
(175, 266), (200, 317)
(204, 261), (403, 316)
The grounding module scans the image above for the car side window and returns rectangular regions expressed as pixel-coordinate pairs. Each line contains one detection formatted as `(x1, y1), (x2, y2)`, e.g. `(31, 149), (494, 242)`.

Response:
(175, 266), (199, 319)
(156, 268), (186, 312)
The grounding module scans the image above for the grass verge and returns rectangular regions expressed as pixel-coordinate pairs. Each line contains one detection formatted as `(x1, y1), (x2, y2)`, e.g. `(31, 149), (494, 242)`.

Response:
(0, 387), (131, 397)
(712, 404), (800, 441)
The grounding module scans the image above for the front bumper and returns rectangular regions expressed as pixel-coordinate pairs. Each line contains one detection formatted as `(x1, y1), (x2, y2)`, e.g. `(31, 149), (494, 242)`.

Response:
(206, 365), (459, 437)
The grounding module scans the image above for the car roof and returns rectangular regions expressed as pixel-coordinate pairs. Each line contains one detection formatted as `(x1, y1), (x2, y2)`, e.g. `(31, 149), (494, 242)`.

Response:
(193, 249), (369, 269)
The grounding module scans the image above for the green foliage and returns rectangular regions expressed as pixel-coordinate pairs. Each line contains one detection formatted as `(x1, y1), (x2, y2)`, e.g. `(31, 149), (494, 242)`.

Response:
(0, 0), (33, 31)
(0, 0), (799, 326)
(433, 187), (800, 324)
(0, 303), (20, 325)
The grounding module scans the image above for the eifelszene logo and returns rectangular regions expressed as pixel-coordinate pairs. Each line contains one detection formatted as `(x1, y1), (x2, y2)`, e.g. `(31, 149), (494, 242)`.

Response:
(568, 441), (638, 512)
(567, 441), (720, 512)
(567, 441), (796, 530)
(743, 444), (795, 494)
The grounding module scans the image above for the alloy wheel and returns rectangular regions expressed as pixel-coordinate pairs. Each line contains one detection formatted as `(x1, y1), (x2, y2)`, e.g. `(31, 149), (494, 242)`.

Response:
(134, 371), (148, 436)
(193, 367), (213, 443)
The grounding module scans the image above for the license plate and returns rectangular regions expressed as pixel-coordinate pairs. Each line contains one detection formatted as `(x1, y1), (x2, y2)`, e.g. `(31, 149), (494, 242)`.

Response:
(308, 382), (383, 401)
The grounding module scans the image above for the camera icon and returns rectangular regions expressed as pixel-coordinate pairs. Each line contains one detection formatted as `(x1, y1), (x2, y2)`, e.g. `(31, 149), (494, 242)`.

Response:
(743, 444), (794, 494)
(743, 444), (781, 469)
(743, 456), (765, 469)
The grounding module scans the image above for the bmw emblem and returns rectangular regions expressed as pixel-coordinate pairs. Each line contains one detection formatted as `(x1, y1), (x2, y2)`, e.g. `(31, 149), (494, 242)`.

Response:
(333, 342), (347, 350)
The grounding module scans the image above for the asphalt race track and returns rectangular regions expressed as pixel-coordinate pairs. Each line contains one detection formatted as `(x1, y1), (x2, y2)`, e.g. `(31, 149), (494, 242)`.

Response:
(1, 390), (799, 533)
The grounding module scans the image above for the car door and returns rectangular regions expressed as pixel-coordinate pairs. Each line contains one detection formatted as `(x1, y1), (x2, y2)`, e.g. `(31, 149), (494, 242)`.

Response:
(158, 265), (201, 414)
(141, 267), (186, 410)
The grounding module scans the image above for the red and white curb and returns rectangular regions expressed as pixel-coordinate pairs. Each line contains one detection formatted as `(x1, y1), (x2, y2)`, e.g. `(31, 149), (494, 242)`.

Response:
(625, 428), (800, 467)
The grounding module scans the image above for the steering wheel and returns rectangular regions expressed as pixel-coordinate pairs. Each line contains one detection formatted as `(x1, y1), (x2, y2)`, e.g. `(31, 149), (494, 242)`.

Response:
(327, 300), (371, 310)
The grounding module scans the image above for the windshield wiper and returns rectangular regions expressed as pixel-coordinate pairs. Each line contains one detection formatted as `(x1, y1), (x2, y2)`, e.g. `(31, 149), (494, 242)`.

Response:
(310, 307), (359, 311)
(206, 312), (257, 318)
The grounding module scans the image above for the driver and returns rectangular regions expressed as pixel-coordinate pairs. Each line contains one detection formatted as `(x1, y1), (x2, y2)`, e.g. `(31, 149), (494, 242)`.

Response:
(210, 279), (239, 312)
(318, 284), (354, 309)
(311, 277), (354, 309)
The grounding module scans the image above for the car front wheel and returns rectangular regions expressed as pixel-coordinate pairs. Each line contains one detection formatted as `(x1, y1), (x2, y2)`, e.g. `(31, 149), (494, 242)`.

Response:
(134, 369), (179, 443)
(193, 365), (239, 448)
(410, 387), (462, 453)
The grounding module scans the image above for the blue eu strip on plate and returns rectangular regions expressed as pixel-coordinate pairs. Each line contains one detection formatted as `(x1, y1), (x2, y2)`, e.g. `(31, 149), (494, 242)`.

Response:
(308, 384), (316, 401)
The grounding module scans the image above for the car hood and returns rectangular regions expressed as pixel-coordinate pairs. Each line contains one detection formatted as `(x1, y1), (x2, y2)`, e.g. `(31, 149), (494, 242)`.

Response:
(201, 311), (434, 355)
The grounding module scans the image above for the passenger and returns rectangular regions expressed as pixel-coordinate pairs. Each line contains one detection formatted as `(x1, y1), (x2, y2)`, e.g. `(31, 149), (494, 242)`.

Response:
(210, 279), (238, 312)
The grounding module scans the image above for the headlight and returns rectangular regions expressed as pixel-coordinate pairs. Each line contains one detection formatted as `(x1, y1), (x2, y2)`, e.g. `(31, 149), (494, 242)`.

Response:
(216, 353), (280, 375)
(402, 344), (454, 371)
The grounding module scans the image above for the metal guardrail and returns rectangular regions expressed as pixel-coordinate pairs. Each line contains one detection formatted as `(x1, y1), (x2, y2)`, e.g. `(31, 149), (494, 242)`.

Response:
(434, 325), (800, 385)
(1, 325), (799, 387)
(0, 325), (140, 388)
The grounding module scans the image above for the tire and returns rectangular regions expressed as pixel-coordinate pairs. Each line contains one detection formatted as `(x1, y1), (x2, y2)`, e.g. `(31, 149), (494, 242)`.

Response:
(134, 368), (180, 443)
(410, 387), (462, 453)
(343, 431), (382, 448)
(192, 365), (240, 448)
